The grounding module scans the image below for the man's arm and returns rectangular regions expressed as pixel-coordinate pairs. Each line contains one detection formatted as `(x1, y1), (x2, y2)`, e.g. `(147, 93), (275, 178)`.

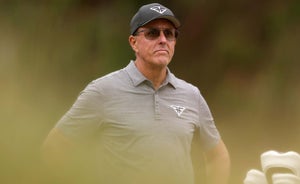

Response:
(41, 128), (73, 168)
(204, 139), (231, 184)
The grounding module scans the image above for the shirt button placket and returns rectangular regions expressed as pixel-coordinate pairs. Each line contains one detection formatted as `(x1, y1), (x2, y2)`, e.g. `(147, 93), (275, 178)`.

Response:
(154, 91), (160, 120)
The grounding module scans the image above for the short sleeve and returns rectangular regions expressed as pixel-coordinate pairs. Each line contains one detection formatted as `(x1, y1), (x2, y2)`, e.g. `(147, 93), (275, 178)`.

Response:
(55, 81), (103, 142)
(194, 88), (221, 151)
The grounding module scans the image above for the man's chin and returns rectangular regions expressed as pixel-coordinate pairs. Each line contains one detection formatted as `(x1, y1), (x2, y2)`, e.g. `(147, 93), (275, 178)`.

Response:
(152, 60), (170, 68)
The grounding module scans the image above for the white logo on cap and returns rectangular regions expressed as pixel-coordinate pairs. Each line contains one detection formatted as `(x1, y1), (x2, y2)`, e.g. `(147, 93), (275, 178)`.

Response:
(150, 6), (167, 14)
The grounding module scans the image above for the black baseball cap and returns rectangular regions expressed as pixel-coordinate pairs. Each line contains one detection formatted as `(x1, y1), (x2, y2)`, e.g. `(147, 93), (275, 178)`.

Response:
(130, 3), (181, 35)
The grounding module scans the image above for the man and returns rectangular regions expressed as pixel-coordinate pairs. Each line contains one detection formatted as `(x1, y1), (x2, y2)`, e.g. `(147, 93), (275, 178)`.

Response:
(42, 3), (230, 184)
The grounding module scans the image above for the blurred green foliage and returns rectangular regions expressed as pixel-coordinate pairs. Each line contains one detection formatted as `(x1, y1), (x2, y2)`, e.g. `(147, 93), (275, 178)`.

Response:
(0, 0), (300, 183)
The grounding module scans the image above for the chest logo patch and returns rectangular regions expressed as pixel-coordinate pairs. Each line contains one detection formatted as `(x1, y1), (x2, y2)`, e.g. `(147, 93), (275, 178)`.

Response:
(170, 105), (186, 117)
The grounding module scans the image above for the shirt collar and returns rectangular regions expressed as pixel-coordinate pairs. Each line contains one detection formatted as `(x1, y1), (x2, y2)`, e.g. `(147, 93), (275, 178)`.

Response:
(125, 60), (178, 89)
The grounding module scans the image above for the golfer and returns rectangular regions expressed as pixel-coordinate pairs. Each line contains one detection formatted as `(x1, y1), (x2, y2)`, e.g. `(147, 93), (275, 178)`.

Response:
(43, 3), (230, 184)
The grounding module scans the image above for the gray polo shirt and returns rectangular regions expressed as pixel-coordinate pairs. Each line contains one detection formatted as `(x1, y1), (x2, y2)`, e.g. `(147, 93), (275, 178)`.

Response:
(56, 60), (220, 184)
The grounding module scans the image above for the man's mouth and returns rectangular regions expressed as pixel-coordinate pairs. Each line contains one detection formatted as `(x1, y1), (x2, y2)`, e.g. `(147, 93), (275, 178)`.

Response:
(155, 49), (168, 54)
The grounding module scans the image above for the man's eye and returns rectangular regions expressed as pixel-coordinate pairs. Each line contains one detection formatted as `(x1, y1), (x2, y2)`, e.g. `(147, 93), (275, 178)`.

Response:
(148, 29), (159, 37)
(164, 30), (173, 37)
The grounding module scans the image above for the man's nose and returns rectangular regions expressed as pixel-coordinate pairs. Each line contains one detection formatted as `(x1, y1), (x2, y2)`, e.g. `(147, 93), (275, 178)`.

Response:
(158, 31), (167, 42)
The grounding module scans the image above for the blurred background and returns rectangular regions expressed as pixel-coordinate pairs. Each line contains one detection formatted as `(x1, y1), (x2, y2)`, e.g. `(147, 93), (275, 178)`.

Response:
(0, 0), (300, 183)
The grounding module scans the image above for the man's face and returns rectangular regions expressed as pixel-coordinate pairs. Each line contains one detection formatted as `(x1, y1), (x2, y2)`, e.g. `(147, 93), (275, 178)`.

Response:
(129, 19), (177, 68)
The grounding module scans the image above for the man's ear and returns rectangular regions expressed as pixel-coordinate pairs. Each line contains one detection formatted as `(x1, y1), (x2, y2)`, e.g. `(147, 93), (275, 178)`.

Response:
(128, 35), (138, 52)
